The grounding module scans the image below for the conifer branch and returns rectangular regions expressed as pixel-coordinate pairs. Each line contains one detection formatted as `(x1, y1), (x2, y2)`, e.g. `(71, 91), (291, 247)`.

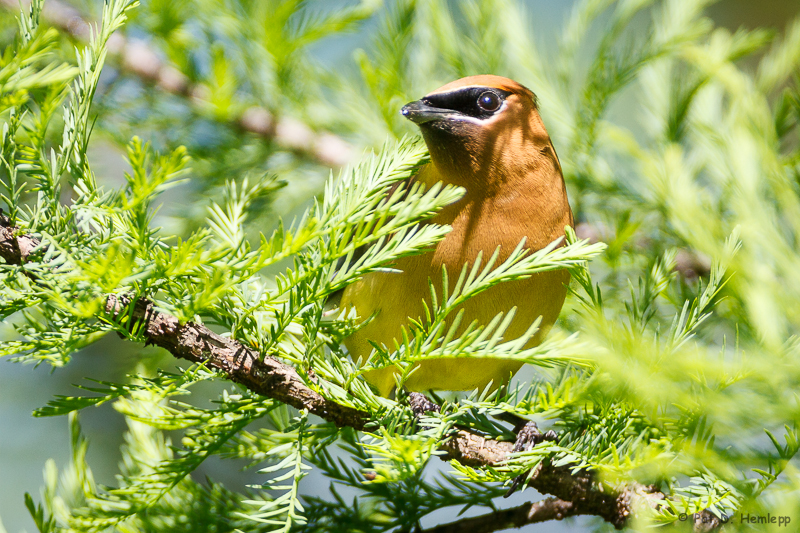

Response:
(0, 0), (354, 167)
(103, 293), (369, 430)
(0, 212), (676, 530)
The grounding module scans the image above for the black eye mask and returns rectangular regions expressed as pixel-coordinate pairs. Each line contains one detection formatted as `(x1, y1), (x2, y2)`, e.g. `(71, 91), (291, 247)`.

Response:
(421, 87), (512, 120)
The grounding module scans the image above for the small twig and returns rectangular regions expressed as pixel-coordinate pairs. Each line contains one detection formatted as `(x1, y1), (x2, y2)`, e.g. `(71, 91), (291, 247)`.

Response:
(408, 391), (441, 418)
(0, 0), (354, 167)
(0, 210), (41, 265)
(420, 497), (581, 533)
(504, 421), (558, 497)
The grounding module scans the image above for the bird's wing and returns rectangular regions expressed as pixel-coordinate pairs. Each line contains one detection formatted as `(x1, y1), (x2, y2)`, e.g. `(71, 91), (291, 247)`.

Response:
(323, 173), (418, 313)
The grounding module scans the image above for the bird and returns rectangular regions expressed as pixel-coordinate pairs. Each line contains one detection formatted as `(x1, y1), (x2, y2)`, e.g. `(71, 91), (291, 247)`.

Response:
(340, 75), (573, 398)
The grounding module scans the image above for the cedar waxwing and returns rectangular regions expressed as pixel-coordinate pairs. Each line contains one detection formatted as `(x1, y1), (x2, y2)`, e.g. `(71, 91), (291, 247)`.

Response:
(341, 75), (573, 397)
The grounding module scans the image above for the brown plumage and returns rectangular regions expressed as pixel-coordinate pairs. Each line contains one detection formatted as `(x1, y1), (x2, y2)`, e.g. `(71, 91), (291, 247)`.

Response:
(341, 75), (573, 397)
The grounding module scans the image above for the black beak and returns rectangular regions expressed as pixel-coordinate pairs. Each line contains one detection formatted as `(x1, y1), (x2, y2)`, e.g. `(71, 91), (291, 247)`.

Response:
(401, 100), (451, 124)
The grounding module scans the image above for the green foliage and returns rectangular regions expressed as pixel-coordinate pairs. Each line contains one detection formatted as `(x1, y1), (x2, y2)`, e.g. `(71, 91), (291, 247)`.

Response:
(243, 411), (312, 531)
(3, 0), (800, 532)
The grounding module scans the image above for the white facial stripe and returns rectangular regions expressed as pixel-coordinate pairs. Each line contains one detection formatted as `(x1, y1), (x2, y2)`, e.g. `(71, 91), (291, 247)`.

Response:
(446, 115), (484, 125)
(439, 101), (508, 124)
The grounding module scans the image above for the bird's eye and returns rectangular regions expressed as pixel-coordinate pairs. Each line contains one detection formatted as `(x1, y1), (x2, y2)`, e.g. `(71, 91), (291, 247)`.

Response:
(477, 91), (501, 112)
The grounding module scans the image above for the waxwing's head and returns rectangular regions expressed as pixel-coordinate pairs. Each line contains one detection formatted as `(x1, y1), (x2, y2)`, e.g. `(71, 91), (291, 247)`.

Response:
(401, 75), (556, 188)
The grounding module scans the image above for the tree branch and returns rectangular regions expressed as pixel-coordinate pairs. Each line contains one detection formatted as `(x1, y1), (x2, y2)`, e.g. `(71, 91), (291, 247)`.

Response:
(420, 498), (581, 533)
(0, 0), (354, 167)
(0, 215), (683, 529)
(104, 293), (369, 430)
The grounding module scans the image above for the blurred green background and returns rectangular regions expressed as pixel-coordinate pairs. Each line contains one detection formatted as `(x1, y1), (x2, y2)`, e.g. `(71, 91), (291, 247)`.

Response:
(1, 0), (799, 531)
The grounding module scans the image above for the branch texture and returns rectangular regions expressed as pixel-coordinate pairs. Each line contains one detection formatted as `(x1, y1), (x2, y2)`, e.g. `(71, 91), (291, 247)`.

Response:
(0, 217), (40, 264)
(105, 294), (369, 430)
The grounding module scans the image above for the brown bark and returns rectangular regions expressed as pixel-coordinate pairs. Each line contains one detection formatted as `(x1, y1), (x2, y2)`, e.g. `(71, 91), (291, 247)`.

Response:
(0, 218), (41, 264)
(104, 294), (370, 430)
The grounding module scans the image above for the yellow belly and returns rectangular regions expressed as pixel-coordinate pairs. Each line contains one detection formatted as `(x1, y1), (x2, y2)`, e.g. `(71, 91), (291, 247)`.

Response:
(341, 253), (569, 397)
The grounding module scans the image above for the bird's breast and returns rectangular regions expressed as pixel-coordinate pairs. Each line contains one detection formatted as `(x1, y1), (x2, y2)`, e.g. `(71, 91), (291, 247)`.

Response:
(341, 161), (572, 395)
(341, 182), (570, 348)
